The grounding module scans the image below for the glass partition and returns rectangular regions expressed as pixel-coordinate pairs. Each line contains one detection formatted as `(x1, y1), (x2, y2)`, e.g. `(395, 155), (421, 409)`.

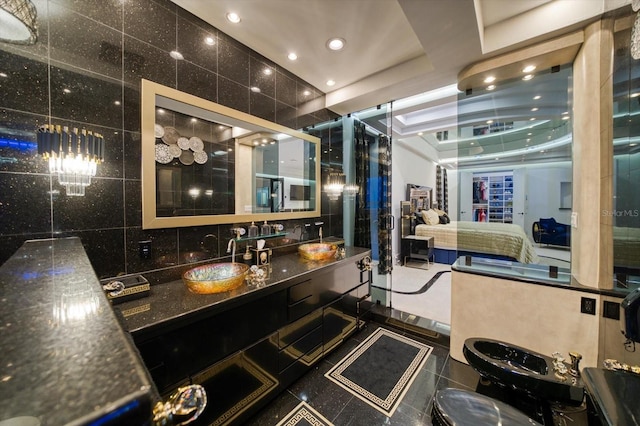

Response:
(612, 27), (640, 289)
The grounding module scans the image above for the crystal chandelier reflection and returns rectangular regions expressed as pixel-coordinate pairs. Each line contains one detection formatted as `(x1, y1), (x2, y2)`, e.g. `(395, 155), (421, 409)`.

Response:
(37, 124), (105, 196)
(324, 172), (345, 201)
(0, 0), (38, 45)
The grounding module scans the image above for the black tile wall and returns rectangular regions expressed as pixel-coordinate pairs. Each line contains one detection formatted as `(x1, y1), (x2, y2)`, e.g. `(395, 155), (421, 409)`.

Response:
(0, 0), (341, 280)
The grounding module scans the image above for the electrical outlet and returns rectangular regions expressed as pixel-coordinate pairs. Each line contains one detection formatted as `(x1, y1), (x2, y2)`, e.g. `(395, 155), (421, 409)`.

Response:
(581, 297), (596, 315)
(139, 240), (152, 259)
(603, 301), (621, 320)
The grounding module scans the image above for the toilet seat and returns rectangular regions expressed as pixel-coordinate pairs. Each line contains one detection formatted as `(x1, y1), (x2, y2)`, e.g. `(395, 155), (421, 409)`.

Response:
(431, 388), (542, 425)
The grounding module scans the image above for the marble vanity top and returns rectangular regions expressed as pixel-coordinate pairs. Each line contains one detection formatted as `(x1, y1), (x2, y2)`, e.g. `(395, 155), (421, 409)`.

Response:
(0, 237), (156, 425)
(582, 367), (640, 426)
(117, 246), (371, 335)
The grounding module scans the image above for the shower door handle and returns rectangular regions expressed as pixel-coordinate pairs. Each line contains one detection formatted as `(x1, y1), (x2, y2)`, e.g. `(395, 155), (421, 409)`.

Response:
(387, 215), (395, 230)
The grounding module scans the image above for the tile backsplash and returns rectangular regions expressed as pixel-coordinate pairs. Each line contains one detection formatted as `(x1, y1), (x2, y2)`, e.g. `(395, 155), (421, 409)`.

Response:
(0, 0), (342, 279)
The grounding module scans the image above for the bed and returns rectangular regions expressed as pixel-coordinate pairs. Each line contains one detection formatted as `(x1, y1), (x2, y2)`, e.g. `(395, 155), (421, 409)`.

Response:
(415, 221), (540, 264)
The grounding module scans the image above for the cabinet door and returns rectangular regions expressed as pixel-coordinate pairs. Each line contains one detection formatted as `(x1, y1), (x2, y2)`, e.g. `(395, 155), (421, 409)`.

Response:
(190, 334), (280, 426)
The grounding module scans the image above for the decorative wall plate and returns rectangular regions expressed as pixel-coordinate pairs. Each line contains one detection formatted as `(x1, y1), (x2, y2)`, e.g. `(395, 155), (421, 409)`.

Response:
(168, 144), (182, 158)
(179, 150), (195, 165)
(154, 124), (165, 138)
(177, 137), (190, 150)
(155, 144), (173, 164)
(194, 151), (208, 164)
(189, 136), (204, 152)
(162, 127), (179, 145)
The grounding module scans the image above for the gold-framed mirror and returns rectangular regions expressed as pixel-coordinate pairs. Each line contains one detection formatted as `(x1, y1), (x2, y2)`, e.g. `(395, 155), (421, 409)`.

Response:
(141, 79), (320, 229)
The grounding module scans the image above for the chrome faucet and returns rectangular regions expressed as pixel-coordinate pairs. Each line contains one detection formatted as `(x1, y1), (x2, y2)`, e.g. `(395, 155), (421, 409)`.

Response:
(569, 352), (582, 377)
(227, 239), (236, 262)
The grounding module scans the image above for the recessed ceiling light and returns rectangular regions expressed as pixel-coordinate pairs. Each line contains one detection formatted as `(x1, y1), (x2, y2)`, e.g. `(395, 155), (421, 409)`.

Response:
(250, 86), (261, 93)
(302, 90), (311, 96)
(522, 74), (534, 81)
(226, 12), (241, 23)
(562, 116), (570, 120)
(533, 95), (541, 100)
(326, 38), (345, 51)
(205, 36), (215, 45)
(487, 84), (496, 91)
(527, 132), (532, 136)
(63, 88), (71, 94)
(114, 100), (121, 106)
(191, 118), (197, 122)
(522, 65), (536, 73)
(526, 138), (531, 142)
(484, 76), (496, 83)
(157, 108), (165, 114)
(170, 50), (184, 60)
(418, 132), (424, 136)
(486, 120), (494, 124)
(288, 52), (298, 61)
(470, 142), (475, 145)
(326, 79), (336, 86)
(631, 92), (640, 98)
(531, 107), (538, 112)
(631, 143), (638, 147)
(530, 117), (536, 121)
(562, 111), (569, 115)
(0, 72), (7, 78)
(540, 150), (545, 153)
(263, 68), (272, 75)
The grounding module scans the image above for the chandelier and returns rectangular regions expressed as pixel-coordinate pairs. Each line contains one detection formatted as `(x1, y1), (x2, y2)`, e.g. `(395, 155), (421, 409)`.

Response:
(0, 0), (38, 45)
(324, 172), (359, 200)
(37, 124), (105, 196)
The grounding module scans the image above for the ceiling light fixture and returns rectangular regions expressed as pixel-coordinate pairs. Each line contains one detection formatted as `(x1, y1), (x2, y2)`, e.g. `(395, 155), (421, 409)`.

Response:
(250, 86), (261, 93)
(287, 52), (297, 60)
(486, 120), (494, 124)
(562, 116), (570, 120)
(487, 84), (496, 90)
(326, 79), (335, 86)
(522, 74), (534, 81)
(205, 36), (215, 45)
(533, 95), (541, 100)
(226, 12), (240, 23)
(263, 68), (272, 75)
(0, 0), (38, 45)
(302, 90), (310, 96)
(483, 76), (496, 83)
(0, 72), (7, 78)
(170, 50), (184, 60)
(522, 65), (536, 73)
(531, 107), (538, 112)
(326, 37), (345, 51)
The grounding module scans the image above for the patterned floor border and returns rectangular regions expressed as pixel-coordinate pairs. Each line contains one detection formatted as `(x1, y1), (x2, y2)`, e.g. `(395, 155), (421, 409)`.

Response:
(275, 401), (334, 426)
(324, 327), (433, 417)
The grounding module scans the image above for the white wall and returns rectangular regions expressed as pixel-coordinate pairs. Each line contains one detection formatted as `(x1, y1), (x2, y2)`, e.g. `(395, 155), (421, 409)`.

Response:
(392, 139), (438, 262)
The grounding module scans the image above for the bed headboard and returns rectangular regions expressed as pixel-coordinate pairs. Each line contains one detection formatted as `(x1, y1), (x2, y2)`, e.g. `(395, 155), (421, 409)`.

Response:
(406, 184), (433, 214)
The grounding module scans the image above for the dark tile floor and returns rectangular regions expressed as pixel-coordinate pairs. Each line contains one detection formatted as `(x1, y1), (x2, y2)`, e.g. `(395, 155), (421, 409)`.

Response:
(246, 318), (481, 425)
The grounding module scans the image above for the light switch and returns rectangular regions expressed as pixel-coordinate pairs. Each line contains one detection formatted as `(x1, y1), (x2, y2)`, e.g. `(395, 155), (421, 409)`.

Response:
(571, 212), (578, 228)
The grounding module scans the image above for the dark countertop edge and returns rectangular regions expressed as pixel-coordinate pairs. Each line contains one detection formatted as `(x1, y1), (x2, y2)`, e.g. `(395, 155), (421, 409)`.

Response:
(452, 261), (628, 298)
(1, 237), (158, 424)
(125, 248), (372, 336)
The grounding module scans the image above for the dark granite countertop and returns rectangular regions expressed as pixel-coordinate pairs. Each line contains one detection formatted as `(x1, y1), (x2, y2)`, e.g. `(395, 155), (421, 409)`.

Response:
(0, 237), (156, 425)
(117, 247), (371, 335)
(582, 367), (640, 426)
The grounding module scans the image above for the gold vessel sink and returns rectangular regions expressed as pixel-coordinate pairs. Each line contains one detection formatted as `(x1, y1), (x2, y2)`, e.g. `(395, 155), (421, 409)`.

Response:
(182, 262), (249, 294)
(298, 243), (338, 261)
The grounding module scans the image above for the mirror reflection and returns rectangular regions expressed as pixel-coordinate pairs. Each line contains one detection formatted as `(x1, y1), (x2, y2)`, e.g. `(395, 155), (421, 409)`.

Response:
(141, 80), (320, 229)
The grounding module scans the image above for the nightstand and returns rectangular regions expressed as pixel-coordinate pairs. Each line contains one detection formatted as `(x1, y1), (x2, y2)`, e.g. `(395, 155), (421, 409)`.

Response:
(401, 235), (434, 268)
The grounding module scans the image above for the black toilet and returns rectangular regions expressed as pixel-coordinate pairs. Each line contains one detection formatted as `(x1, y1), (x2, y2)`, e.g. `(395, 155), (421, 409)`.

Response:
(431, 388), (542, 425)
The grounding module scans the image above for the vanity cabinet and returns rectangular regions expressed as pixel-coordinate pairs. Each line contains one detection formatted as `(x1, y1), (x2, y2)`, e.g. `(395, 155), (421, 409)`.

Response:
(125, 248), (372, 425)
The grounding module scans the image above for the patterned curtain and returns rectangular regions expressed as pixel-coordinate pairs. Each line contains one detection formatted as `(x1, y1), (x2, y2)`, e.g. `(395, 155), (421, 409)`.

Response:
(436, 166), (443, 210)
(435, 166), (449, 213)
(354, 122), (370, 248)
(443, 168), (449, 213)
(378, 134), (392, 274)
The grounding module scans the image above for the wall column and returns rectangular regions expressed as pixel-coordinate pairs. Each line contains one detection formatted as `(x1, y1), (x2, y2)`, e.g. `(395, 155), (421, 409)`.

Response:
(572, 18), (614, 289)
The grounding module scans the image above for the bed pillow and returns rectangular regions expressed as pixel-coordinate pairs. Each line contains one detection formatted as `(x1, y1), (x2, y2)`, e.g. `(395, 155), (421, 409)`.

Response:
(421, 209), (440, 225)
(433, 208), (451, 224)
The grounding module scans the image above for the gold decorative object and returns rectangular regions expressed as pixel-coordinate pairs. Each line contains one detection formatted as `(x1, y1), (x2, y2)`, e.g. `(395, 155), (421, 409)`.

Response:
(298, 243), (338, 261)
(182, 262), (249, 294)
